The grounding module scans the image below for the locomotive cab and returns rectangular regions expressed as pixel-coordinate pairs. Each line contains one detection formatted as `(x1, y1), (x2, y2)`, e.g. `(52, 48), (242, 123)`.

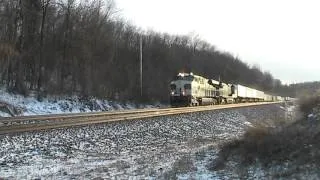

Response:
(170, 73), (217, 107)
(170, 73), (195, 106)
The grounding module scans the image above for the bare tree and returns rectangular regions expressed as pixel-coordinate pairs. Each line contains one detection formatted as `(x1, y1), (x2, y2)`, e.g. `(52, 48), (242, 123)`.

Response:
(0, 0), (289, 101)
(37, 0), (51, 98)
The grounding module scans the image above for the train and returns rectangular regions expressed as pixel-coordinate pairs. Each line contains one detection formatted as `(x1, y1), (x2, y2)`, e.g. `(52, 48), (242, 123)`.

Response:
(169, 72), (285, 107)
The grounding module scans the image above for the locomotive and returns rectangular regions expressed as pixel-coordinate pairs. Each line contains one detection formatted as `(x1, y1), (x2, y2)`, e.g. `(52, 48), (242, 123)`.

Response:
(169, 73), (281, 107)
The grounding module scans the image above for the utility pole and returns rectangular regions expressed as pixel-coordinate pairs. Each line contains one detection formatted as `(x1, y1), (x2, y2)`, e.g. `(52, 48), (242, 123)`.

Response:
(140, 35), (143, 98)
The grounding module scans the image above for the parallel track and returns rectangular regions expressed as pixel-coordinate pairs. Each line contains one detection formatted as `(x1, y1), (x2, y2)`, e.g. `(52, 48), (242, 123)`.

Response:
(0, 102), (280, 135)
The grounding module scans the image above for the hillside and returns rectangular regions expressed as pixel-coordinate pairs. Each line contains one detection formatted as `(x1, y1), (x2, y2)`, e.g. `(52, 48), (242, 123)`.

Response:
(0, 0), (288, 102)
(203, 98), (320, 179)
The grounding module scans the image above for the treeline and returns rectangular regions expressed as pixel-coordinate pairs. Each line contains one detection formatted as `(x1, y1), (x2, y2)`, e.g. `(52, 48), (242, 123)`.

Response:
(0, 0), (288, 102)
(289, 82), (320, 98)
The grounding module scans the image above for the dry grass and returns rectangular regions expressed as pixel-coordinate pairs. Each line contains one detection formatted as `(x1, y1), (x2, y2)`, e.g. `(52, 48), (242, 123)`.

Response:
(208, 98), (320, 177)
(212, 120), (320, 168)
(299, 96), (320, 116)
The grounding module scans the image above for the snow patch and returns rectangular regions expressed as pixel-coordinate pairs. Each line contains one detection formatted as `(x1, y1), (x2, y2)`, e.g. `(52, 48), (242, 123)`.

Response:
(0, 111), (11, 117)
(244, 121), (252, 127)
(0, 88), (164, 116)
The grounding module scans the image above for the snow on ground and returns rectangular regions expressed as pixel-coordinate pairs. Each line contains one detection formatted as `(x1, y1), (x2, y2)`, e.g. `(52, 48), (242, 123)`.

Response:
(0, 104), (286, 179)
(174, 103), (302, 180)
(0, 111), (11, 117)
(0, 88), (163, 116)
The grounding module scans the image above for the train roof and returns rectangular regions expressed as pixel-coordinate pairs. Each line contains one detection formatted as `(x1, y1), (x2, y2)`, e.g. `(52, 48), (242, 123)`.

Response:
(176, 73), (211, 80)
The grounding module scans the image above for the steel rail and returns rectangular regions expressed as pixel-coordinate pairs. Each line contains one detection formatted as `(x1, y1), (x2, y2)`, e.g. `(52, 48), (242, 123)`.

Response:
(0, 102), (280, 135)
(0, 105), (210, 123)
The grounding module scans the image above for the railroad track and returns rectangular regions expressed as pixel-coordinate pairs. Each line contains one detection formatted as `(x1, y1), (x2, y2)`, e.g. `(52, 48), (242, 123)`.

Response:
(0, 102), (280, 135)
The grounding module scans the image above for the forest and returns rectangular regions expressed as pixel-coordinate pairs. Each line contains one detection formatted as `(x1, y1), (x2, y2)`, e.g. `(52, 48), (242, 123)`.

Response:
(0, 0), (297, 102)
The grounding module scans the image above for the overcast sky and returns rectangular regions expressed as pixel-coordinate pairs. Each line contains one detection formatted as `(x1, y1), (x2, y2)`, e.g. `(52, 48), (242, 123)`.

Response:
(115, 0), (320, 84)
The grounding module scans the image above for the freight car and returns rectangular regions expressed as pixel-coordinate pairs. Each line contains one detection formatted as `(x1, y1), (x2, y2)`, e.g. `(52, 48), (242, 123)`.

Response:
(170, 73), (282, 107)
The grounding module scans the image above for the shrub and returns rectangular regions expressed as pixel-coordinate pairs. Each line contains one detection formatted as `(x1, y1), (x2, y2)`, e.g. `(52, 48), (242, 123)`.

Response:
(299, 96), (320, 116)
(209, 97), (320, 178)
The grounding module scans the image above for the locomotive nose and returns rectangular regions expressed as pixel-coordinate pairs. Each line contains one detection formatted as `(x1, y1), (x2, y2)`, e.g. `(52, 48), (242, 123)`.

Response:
(179, 88), (185, 96)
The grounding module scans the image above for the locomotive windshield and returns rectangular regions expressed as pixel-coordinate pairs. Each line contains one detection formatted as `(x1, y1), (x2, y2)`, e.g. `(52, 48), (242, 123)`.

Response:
(184, 84), (191, 89)
(170, 84), (176, 90)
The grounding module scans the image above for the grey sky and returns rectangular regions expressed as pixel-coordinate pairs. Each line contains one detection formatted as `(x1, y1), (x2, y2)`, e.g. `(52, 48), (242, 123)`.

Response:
(115, 0), (320, 84)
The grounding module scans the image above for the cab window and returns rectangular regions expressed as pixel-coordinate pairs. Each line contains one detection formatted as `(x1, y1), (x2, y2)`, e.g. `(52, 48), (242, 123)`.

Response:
(184, 84), (191, 89)
(170, 84), (176, 90)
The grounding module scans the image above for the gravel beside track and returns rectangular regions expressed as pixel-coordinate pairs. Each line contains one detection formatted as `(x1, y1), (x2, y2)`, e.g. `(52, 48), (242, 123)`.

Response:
(0, 103), (286, 179)
(0, 102), (277, 135)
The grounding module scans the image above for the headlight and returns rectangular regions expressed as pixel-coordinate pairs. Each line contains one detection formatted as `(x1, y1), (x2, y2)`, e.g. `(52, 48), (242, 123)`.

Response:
(171, 92), (175, 95)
